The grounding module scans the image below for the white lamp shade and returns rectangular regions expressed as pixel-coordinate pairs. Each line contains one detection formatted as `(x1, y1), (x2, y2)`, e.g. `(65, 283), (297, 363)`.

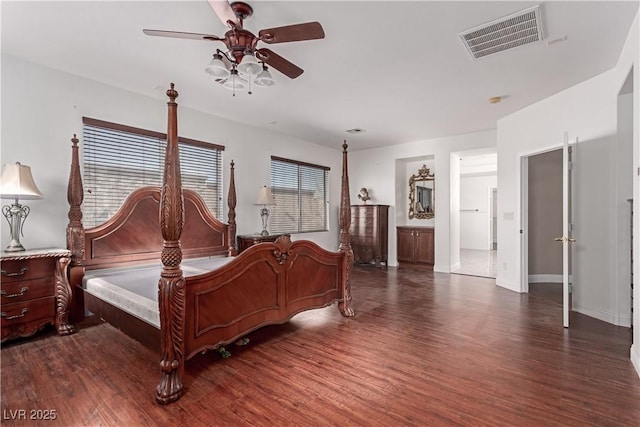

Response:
(222, 69), (248, 90)
(205, 56), (231, 79)
(255, 186), (275, 205)
(254, 66), (275, 87)
(237, 54), (262, 76)
(0, 162), (44, 200)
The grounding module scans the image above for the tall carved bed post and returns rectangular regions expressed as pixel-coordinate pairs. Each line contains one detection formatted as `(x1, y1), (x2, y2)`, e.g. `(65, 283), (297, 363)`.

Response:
(227, 160), (237, 256)
(156, 83), (186, 404)
(66, 134), (85, 321)
(338, 141), (355, 317)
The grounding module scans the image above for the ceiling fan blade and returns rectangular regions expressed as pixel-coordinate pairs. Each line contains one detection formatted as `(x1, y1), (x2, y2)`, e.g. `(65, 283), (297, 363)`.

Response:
(143, 29), (222, 41)
(256, 48), (303, 79)
(208, 0), (240, 28)
(259, 22), (325, 44)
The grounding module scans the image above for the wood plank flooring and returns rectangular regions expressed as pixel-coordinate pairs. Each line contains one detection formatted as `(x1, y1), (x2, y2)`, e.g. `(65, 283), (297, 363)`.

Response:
(2, 266), (639, 426)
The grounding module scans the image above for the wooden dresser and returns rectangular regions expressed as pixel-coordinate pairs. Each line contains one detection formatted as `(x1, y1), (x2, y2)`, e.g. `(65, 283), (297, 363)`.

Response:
(350, 204), (389, 267)
(237, 234), (283, 254)
(1, 248), (75, 342)
(397, 226), (434, 269)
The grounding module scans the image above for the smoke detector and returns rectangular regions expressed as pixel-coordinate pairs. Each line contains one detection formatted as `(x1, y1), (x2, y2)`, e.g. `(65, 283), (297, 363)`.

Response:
(459, 5), (544, 60)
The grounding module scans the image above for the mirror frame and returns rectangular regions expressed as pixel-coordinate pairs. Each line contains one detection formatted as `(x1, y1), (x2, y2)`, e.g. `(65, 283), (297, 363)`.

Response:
(408, 165), (435, 219)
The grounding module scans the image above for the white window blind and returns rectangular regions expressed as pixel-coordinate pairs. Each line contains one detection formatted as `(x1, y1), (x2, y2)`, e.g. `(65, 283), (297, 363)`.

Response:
(270, 156), (329, 234)
(82, 117), (224, 227)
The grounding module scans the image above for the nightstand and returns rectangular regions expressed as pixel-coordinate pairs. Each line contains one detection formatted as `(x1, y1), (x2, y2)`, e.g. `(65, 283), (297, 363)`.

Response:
(237, 234), (284, 254)
(1, 248), (75, 342)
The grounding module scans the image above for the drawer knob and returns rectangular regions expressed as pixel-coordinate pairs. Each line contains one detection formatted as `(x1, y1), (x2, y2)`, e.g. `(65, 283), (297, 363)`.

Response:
(1, 267), (28, 277)
(0, 287), (28, 299)
(1, 308), (29, 320)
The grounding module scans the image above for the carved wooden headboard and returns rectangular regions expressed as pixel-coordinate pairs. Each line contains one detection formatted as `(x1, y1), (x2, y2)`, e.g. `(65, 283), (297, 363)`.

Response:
(66, 137), (237, 272)
(79, 187), (231, 270)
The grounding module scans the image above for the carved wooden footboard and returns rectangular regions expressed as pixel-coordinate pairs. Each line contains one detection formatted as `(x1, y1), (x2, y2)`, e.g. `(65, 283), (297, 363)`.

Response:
(183, 236), (351, 359)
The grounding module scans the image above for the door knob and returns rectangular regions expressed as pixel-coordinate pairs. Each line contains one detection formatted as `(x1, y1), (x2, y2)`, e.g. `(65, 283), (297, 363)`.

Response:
(554, 237), (576, 243)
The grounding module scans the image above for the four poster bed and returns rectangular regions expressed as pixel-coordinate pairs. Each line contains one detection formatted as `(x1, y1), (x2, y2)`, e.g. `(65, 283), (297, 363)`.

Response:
(66, 84), (355, 404)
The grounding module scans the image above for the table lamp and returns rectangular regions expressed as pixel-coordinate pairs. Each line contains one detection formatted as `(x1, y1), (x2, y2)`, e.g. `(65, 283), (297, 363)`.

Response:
(255, 186), (275, 236)
(0, 162), (44, 252)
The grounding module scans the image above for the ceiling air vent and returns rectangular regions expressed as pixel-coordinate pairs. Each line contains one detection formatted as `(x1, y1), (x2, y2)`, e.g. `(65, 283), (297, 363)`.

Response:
(459, 5), (544, 60)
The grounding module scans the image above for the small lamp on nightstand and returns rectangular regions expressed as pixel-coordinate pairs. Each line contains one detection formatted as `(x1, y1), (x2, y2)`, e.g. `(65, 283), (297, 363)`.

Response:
(0, 162), (44, 252)
(255, 186), (275, 236)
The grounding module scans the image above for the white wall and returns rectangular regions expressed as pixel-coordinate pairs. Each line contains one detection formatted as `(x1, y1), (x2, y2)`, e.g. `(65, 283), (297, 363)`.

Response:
(348, 130), (496, 271)
(496, 12), (639, 375)
(459, 174), (497, 250)
(0, 55), (344, 252)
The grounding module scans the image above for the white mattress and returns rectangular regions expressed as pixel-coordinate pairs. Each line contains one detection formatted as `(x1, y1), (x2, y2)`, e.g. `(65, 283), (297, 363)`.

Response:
(83, 256), (234, 328)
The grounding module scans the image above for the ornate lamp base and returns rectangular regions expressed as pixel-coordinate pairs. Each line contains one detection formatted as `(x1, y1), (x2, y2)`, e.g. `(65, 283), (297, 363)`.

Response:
(260, 206), (270, 236)
(2, 202), (29, 252)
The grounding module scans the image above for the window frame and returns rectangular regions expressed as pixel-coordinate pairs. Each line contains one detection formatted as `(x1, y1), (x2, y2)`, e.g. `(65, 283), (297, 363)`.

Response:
(269, 155), (330, 234)
(81, 117), (224, 227)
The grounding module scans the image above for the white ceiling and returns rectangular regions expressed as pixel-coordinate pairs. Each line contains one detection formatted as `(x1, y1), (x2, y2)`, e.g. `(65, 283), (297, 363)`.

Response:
(2, 1), (638, 151)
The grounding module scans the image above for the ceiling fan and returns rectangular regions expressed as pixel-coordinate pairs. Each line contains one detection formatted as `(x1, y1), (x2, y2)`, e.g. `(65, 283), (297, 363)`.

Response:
(143, 0), (325, 91)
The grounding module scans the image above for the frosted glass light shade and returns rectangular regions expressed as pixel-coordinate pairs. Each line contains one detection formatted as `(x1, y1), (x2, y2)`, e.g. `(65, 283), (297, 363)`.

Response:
(237, 54), (262, 76)
(222, 69), (248, 90)
(254, 66), (275, 87)
(205, 55), (230, 79)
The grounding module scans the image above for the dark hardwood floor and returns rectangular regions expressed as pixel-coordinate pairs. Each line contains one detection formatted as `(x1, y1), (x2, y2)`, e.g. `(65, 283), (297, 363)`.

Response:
(2, 266), (639, 426)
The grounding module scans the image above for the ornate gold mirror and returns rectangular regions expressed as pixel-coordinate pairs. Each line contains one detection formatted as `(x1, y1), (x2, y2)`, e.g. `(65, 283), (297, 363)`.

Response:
(408, 165), (435, 219)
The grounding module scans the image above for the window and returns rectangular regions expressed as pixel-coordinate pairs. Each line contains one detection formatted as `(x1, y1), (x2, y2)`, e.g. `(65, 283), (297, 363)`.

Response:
(270, 156), (329, 234)
(82, 117), (224, 227)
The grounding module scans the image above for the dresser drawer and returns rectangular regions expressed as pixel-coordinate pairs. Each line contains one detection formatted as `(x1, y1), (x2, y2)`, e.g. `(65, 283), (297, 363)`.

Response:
(1, 277), (55, 304)
(1, 257), (56, 283)
(1, 297), (56, 328)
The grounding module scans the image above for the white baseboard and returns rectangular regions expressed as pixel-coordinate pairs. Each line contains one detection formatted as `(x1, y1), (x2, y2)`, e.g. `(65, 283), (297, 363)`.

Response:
(450, 262), (461, 271)
(573, 303), (616, 325)
(528, 274), (575, 283)
(496, 277), (521, 293)
(632, 344), (640, 379)
(572, 303), (631, 327)
(434, 263), (449, 273)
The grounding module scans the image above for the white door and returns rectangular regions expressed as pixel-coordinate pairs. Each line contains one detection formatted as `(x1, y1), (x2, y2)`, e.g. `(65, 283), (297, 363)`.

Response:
(558, 132), (576, 327)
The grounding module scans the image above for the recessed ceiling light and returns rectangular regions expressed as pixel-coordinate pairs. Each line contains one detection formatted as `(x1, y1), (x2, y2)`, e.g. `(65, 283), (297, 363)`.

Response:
(346, 128), (366, 134)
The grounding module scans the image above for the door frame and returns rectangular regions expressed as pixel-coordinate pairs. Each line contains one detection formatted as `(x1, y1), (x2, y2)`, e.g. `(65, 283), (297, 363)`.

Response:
(518, 143), (566, 294)
(489, 187), (498, 251)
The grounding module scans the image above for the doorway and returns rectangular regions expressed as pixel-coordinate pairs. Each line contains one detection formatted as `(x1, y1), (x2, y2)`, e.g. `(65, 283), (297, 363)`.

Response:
(526, 149), (563, 304)
(451, 150), (497, 278)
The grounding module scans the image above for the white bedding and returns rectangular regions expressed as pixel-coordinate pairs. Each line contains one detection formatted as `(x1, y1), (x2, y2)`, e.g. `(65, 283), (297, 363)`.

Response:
(83, 256), (234, 328)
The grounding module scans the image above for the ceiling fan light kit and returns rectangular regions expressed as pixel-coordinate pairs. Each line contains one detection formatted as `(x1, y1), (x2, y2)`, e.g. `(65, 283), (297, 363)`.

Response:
(144, 1), (325, 96)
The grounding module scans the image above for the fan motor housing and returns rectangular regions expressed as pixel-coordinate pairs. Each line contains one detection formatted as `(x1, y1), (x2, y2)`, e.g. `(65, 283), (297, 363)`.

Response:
(223, 28), (258, 63)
